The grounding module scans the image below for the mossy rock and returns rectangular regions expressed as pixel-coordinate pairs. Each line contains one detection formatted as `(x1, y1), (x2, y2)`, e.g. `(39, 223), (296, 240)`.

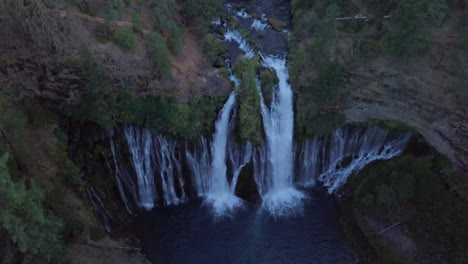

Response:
(267, 18), (287, 31)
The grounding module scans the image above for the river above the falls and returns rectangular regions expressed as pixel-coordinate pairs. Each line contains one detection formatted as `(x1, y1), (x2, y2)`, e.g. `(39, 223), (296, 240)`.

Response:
(133, 188), (356, 264)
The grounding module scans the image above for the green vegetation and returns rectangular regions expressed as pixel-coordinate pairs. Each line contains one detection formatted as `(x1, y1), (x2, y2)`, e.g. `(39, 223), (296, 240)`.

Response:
(131, 10), (143, 33)
(171, 96), (226, 139)
(117, 95), (176, 133)
(259, 69), (278, 107)
(382, 1), (429, 56)
(115, 26), (137, 51)
(267, 18), (287, 31)
(233, 57), (263, 145)
(344, 154), (468, 263)
(183, 0), (223, 35)
(67, 47), (227, 139)
(0, 88), (30, 161)
(295, 112), (346, 139)
(312, 61), (342, 103)
(69, 47), (116, 129)
(152, 0), (184, 55)
(383, 0), (448, 56)
(201, 33), (228, 67)
(153, 0), (178, 33)
(95, 18), (116, 43)
(146, 32), (172, 79)
(0, 154), (65, 264)
(363, 0), (399, 16)
(168, 24), (184, 55)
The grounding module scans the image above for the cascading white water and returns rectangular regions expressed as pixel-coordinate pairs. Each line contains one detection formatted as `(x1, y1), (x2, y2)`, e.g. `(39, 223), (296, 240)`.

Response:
(106, 7), (413, 219)
(186, 138), (210, 196)
(206, 92), (244, 216)
(123, 127), (156, 210)
(229, 142), (253, 194)
(153, 136), (185, 205)
(224, 30), (255, 58)
(110, 127), (187, 211)
(298, 126), (411, 193)
(255, 57), (305, 216)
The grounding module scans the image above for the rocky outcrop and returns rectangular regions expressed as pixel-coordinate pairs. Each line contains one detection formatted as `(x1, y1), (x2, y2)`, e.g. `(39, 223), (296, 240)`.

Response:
(341, 60), (468, 176)
(0, 55), (84, 104)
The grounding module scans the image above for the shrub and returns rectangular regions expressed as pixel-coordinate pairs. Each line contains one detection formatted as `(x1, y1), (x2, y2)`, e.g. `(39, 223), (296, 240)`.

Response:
(233, 57), (263, 145)
(295, 112), (346, 138)
(382, 0), (447, 57)
(183, 0), (223, 34)
(131, 11), (143, 33)
(259, 69), (278, 107)
(168, 24), (183, 55)
(114, 26), (137, 51)
(267, 18), (287, 31)
(312, 61), (342, 103)
(116, 95), (176, 133)
(146, 32), (172, 79)
(72, 47), (116, 129)
(0, 154), (65, 264)
(171, 96), (225, 139)
(363, 0), (400, 16)
(95, 19), (115, 43)
(201, 33), (228, 67)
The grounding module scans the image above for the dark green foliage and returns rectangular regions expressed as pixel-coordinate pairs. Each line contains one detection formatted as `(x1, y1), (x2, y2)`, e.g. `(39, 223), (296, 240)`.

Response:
(291, 0), (313, 18)
(382, 0), (429, 56)
(183, 0), (223, 34)
(95, 19), (115, 43)
(151, 0), (184, 54)
(45, 181), (84, 242)
(71, 47), (116, 129)
(50, 127), (84, 191)
(170, 96), (226, 139)
(346, 155), (468, 262)
(168, 24), (183, 55)
(233, 57), (263, 145)
(114, 26), (137, 51)
(79, 47), (111, 94)
(288, 47), (308, 88)
(363, 0), (400, 16)
(201, 33), (228, 67)
(296, 112), (346, 139)
(312, 61), (342, 103)
(0, 154), (65, 264)
(131, 11), (143, 33)
(314, 3), (342, 52)
(382, 0), (448, 57)
(259, 69), (278, 107)
(153, 0), (177, 33)
(146, 32), (172, 79)
(116, 95), (176, 133)
(0, 88), (30, 161)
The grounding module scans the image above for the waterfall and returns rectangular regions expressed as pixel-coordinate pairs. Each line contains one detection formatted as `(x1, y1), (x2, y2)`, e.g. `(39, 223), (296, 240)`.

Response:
(105, 7), (413, 219)
(205, 92), (244, 216)
(123, 127), (156, 210)
(229, 142), (253, 194)
(224, 30), (255, 58)
(186, 138), (210, 197)
(298, 126), (411, 193)
(255, 57), (306, 216)
(110, 127), (187, 211)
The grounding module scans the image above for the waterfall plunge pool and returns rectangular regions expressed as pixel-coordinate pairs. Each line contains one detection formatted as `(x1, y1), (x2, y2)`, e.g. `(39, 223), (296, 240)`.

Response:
(133, 188), (356, 264)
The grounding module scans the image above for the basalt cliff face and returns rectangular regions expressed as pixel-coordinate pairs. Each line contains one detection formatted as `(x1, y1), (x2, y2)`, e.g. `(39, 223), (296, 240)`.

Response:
(342, 59), (467, 175)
